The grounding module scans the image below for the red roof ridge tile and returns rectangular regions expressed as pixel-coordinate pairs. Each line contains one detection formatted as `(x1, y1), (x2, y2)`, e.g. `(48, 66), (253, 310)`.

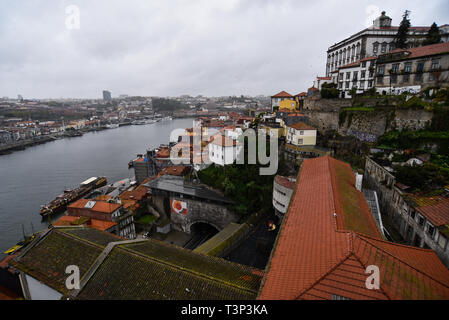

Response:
(295, 251), (354, 299)
(258, 155), (449, 300)
(355, 234), (449, 289)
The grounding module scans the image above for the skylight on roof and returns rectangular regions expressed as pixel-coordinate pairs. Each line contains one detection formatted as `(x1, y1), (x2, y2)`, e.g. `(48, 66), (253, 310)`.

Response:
(84, 201), (96, 209)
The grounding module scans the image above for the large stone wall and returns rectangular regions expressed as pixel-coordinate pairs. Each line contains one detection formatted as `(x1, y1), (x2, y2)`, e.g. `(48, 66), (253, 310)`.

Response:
(302, 97), (434, 141)
(303, 97), (351, 112)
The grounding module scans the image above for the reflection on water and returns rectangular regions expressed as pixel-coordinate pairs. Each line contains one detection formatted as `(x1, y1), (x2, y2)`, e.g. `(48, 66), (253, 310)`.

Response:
(0, 118), (193, 256)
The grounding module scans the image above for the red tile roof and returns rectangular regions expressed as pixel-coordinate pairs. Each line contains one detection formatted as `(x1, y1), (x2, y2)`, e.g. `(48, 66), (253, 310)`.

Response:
(258, 156), (449, 300)
(68, 199), (121, 214)
(339, 56), (376, 69)
(360, 56), (377, 62)
(274, 175), (296, 190)
(210, 134), (237, 147)
(288, 121), (316, 131)
(119, 185), (149, 201)
(295, 92), (307, 97)
(53, 215), (117, 231)
(272, 91), (293, 98)
(317, 77), (332, 81)
(339, 60), (361, 69)
(158, 166), (189, 177)
(384, 42), (449, 60)
(407, 195), (449, 227)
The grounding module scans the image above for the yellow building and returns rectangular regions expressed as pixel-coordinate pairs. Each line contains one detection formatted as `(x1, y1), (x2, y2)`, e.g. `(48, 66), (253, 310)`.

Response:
(279, 99), (298, 111)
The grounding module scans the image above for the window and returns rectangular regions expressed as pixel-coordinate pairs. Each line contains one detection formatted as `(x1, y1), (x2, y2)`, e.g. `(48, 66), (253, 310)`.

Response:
(427, 223), (436, 238)
(353, 72), (358, 80)
(368, 80), (373, 88)
(377, 76), (383, 85)
(381, 43), (387, 53)
(369, 70), (374, 78)
(417, 62), (424, 73)
(431, 59), (440, 70)
(410, 209), (416, 219)
(362, 61), (366, 68)
(391, 74), (397, 84)
(373, 43), (379, 53)
(339, 73), (344, 81)
(378, 66), (385, 75)
(300, 131), (304, 135)
(361, 71), (366, 79)
(298, 139), (303, 145)
(418, 215), (425, 227)
(415, 73), (422, 82)
(392, 64), (399, 74)
(389, 43), (395, 51)
(404, 62), (412, 73)
(346, 72), (351, 80)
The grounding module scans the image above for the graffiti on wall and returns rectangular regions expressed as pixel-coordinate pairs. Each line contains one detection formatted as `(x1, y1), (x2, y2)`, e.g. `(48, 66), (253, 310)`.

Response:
(171, 199), (187, 216)
(348, 129), (377, 142)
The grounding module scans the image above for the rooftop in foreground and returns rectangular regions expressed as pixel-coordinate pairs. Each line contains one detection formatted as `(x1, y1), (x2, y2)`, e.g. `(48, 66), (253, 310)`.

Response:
(258, 156), (449, 300)
(11, 227), (262, 300)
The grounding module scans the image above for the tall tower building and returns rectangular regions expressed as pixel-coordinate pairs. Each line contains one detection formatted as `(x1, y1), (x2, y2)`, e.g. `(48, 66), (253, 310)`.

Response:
(103, 90), (112, 101)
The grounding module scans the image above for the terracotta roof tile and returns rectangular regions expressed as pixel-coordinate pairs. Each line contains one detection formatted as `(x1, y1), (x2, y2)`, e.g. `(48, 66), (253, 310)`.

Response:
(258, 156), (449, 300)
(272, 91), (293, 98)
(68, 199), (121, 214)
(384, 42), (449, 60)
(274, 175), (296, 190)
(53, 215), (117, 232)
(288, 121), (316, 131)
(407, 195), (449, 227)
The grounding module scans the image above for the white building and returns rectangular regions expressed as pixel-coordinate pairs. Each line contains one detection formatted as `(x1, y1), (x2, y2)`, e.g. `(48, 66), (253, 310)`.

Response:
(326, 11), (449, 77)
(337, 56), (377, 98)
(208, 134), (242, 166)
(272, 175), (296, 218)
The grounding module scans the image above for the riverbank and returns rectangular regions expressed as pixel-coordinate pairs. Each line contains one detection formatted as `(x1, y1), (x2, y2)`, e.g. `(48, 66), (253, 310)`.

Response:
(0, 118), (194, 257)
(0, 119), (175, 156)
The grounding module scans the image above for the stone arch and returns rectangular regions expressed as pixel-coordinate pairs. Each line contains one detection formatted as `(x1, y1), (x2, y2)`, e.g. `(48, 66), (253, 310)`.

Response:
(186, 220), (221, 234)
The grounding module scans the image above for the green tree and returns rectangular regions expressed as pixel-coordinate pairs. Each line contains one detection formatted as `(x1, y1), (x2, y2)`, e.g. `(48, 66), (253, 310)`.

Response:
(423, 22), (441, 46)
(320, 82), (339, 99)
(394, 10), (411, 49)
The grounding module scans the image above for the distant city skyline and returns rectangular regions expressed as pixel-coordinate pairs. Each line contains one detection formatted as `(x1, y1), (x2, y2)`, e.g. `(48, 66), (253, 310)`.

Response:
(1, 0), (449, 99)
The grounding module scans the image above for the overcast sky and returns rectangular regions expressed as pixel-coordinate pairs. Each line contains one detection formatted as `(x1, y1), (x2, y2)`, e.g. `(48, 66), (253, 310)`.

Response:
(1, 0), (448, 99)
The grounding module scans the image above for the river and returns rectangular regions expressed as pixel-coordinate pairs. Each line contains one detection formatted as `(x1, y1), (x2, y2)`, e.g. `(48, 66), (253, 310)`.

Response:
(0, 118), (194, 257)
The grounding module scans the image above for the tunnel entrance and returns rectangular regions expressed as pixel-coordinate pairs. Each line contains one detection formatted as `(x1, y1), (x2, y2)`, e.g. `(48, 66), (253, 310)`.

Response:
(184, 222), (219, 250)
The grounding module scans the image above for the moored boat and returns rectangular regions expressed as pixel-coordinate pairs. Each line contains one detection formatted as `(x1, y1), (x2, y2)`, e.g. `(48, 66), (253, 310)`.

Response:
(39, 177), (107, 217)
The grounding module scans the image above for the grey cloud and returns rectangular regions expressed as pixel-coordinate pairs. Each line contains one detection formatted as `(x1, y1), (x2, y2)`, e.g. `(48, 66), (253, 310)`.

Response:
(0, 0), (448, 98)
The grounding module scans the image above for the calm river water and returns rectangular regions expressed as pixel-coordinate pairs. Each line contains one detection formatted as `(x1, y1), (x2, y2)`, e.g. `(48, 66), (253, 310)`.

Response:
(0, 118), (194, 257)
